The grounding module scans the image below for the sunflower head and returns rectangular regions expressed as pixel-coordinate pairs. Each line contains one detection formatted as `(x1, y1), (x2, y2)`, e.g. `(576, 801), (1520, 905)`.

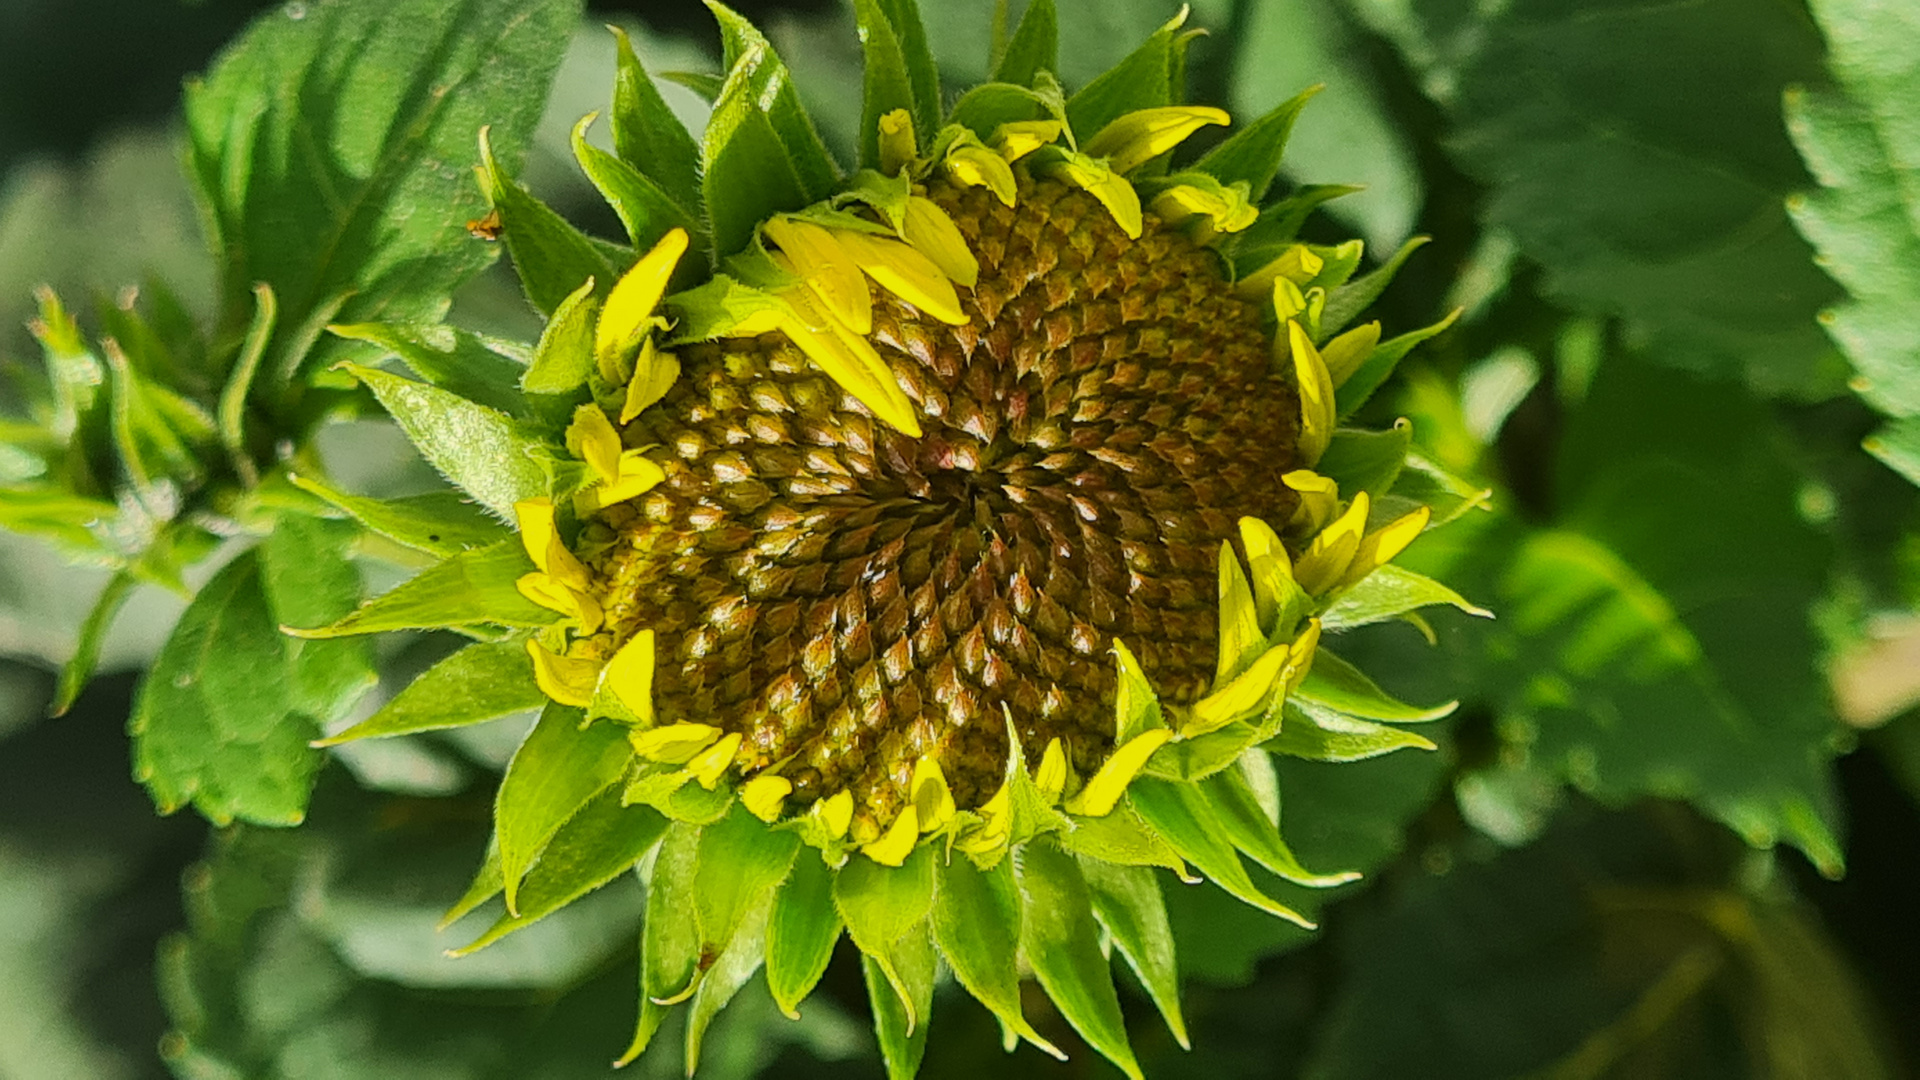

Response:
(310, 3), (1481, 1075)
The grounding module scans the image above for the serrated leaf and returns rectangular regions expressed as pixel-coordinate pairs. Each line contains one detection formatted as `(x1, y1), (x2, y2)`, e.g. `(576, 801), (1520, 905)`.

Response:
(1193, 84), (1317, 204)
(932, 853), (1060, 1057)
(328, 322), (530, 419)
(1078, 857), (1188, 1049)
(1297, 649), (1456, 723)
(1322, 562), (1491, 632)
(1129, 778), (1311, 928)
(991, 0), (1057, 87)
(293, 539), (551, 637)
(259, 514), (376, 725)
(863, 927), (934, 1080)
(1865, 416), (1920, 485)
(455, 788), (667, 954)
(1016, 839), (1142, 1080)
(341, 363), (549, 520)
(316, 640), (543, 746)
(610, 25), (703, 214)
(495, 703), (633, 915)
(765, 851), (843, 1018)
(183, 0), (577, 394)
(289, 474), (508, 558)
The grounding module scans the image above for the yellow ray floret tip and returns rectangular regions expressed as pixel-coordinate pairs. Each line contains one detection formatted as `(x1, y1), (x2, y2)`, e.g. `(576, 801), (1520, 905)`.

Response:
(1065, 729), (1172, 817)
(597, 227), (688, 364)
(526, 638), (599, 707)
(742, 775), (793, 822)
(864, 805), (920, 866)
(630, 722), (722, 765)
(1082, 106), (1231, 174)
(604, 629), (656, 721)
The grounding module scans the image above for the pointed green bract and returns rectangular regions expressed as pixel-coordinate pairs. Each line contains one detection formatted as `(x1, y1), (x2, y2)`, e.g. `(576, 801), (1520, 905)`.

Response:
(522, 278), (599, 398)
(315, 640), (543, 746)
(855, 0), (922, 170)
(876, 0), (939, 138)
(330, 322), (531, 418)
(292, 540), (552, 637)
(1061, 801), (1189, 874)
(693, 804), (801, 956)
(626, 823), (702, 1063)
(932, 854), (1062, 1057)
(610, 25), (703, 215)
(1064, 9), (1186, 139)
(572, 114), (701, 256)
(1335, 309), (1462, 419)
(290, 475), (509, 558)
(1296, 650), (1456, 723)
(686, 892), (773, 1071)
(992, 0), (1058, 88)
(835, 845), (936, 1020)
(1318, 423), (1412, 502)
(1079, 857), (1189, 1049)
(51, 571), (134, 716)
(1272, 701), (1437, 762)
(1131, 777), (1312, 928)
(1193, 85), (1320, 203)
(766, 853), (844, 1017)
(495, 703), (633, 915)
(1016, 839), (1143, 1080)
(1202, 764), (1359, 888)
(480, 128), (618, 315)
(863, 932), (934, 1080)
(1321, 236), (1432, 337)
(1216, 542), (1266, 683)
(341, 364), (550, 520)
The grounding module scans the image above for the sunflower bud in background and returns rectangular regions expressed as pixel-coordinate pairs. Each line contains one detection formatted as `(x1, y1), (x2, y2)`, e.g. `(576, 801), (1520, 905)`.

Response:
(299, 2), (1484, 1074)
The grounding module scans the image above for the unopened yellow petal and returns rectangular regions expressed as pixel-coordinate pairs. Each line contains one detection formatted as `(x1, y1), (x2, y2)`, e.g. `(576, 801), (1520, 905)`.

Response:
(743, 775), (793, 822)
(992, 120), (1062, 161)
(833, 229), (967, 325)
(684, 732), (742, 790)
(777, 292), (922, 436)
(1290, 321), (1336, 466)
(578, 450), (667, 513)
(621, 337), (681, 423)
(956, 783), (1011, 855)
(910, 757), (957, 831)
(597, 227), (688, 365)
(1295, 491), (1370, 596)
(1187, 645), (1289, 737)
(1283, 470), (1340, 535)
(1281, 619), (1321, 696)
(1064, 729), (1171, 817)
(1338, 506), (1432, 592)
(516, 572), (602, 631)
(525, 639), (599, 707)
(1083, 106), (1230, 174)
(541, 529), (591, 593)
(514, 497), (558, 571)
(815, 789), (854, 839)
(1241, 246), (1325, 303)
(765, 218), (872, 335)
(568, 404), (624, 485)
(1150, 182), (1258, 241)
(878, 108), (916, 175)
(901, 196), (980, 288)
(605, 629), (655, 721)
(1045, 152), (1141, 238)
(863, 805), (920, 866)
(1321, 321), (1381, 388)
(1034, 738), (1068, 804)
(943, 144), (1017, 207)
(1237, 517), (1292, 630)
(630, 722), (722, 764)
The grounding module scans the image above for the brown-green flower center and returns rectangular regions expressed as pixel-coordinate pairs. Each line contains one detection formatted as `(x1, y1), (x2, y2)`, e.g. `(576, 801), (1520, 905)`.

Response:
(579, 177), (1301, 836)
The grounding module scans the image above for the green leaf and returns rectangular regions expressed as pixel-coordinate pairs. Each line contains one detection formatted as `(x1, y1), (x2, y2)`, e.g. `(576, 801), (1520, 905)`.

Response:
(316, 640), (543, 746)
(571, 115), (700, 256)
(991, 0), (1057, 87)
(480, 128), (620, 317)
(50, 570), (134, 716)
(1318, 422), (1412, 503)
(495, 703), (633, 915)
(183, 0), (578, 396)
(288, 474), (508, 558)
(1129, 779), (1310, 927)
(0, 487), (117, 556)
(1296, 649), (1456, 723)
(931, 853), (1060, 1057)
(685, 888), (773, 1073)
(1193, 84), (1318, 203)
(1865, 416), (1920, 485)
(328, 322), (530, 419)
(703, 3), (843, 257)
(455, 788), (667, 954)
(1060, 801), (1188, 874)
(1270, 701), (1437, 762)
(833, 844), (935, 959)
(259, 514), (376, 726)
(625, 823), (701, 1062)
(1201, 759), (1361, 888)
(1335, 308), (1459, 420)
(1015, 839), (1143, 1080)
(1322, 562), (1492, 632)
(1356, 0), (1843, 396)
(862, 927), (934, 1080)
(855, 0), (923, 169)
(610, 25), (703, 215)
(341, 363), (549, 520)
(293, 539), (551, 637)
(1321, 236), (1431, 338)
(692, 802), (801, 958)
(765, 851), (843, 1018)
(1078, 858), (1188, 1049)
(1064, 10), (1185, 139)
(130, 553), (322, 826)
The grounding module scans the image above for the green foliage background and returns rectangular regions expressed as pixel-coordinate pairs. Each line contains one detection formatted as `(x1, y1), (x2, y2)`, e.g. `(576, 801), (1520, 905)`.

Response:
(1, 0), (1918, 1077)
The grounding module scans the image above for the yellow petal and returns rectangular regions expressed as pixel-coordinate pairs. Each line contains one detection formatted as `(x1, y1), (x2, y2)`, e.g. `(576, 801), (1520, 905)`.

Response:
(596, 227), (689, 366)
(1283, 470), (1340, 535)
(516, 572), (602, 631)
(1241, 245), (1326, 303)
(514, 497), (558, 571)
(1149, 182), (1258, 239)
(1281, 619), (1321, 697)
(743, 775), (793, 822)
(764, 218), (872, 336)
(815, 789), (854, 839)
(863, 805), (920, 866)
(568, 404), (624, 485)
(630, 722), (722, 764)
(1321, 321), (1381, 389)
(1187, 644), (1289, 737)
(1270, 277), (1309, 323)
(900, 196), (980, 288)
(1338, 506), (1432, 592)
(833, 229), (968, 325)
(621, 337), (681, 423)
(955, 782), (1011, 855)
(1045, 152), (1142, 238)
(578, 449), (667, 513)
(991, 120), (1062, 161)
(943, 144), (1017, 207)
(525, 639), (599, 707)
(1082, 106), (1231, 174)
(777, 291), (922, 437)
(1290, 321), (1336, 466)
(605, 629), (655, 721)
(1034, 738), (1068, 804)
(878, 107), (916, 175)
(1295, 491), (1370, 596)
(1237, 516), (1292, 630)
(910, 757), (957, 832)
(684, 732), (743, 790)
(1064, 729), (1171, 817)
(541, 529), (592, 593)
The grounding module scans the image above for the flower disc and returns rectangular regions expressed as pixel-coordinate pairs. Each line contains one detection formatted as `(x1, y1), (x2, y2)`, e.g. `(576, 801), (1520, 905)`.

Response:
(580, 177), (1302, 838)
